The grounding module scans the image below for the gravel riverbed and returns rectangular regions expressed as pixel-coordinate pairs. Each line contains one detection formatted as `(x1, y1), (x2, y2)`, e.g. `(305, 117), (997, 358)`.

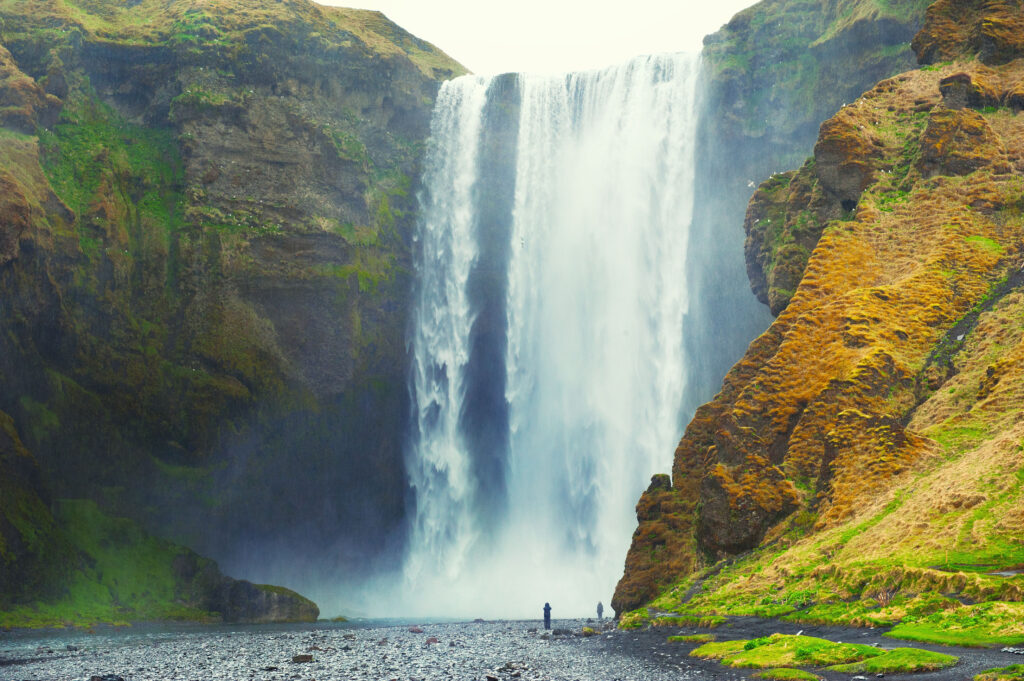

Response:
(2, 617), (1021, 681)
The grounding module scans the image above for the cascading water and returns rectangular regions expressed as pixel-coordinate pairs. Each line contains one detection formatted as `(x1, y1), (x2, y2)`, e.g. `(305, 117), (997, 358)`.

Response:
(404, 53), (700, 618)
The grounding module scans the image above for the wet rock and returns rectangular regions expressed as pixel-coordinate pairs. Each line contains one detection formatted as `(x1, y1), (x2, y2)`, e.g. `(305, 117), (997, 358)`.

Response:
(291, 654), (313, 663)
(408, 626), (424, 633)
(425, 637), (439, 645)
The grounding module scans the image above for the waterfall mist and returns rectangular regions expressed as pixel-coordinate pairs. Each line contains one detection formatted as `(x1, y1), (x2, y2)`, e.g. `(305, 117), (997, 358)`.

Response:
(396, 53), (701, 618)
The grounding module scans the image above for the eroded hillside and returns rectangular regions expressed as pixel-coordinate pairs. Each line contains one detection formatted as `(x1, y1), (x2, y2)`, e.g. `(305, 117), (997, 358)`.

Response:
(615, 0), (1024, 646)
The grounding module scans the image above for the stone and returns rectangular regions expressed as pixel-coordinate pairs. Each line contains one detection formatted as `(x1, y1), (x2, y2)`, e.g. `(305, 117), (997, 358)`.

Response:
(917, 108), (1005, 178)
(408, 626), (424, 633)
(291, 654), (313, 663)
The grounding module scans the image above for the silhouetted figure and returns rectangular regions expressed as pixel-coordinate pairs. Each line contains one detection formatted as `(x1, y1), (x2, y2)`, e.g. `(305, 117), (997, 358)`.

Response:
(543, 602), (551, 630)
(597, 601), (604, 620)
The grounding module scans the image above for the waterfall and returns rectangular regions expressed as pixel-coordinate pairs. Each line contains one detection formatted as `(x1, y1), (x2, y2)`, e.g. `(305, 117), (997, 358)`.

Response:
(404, 53), (700, 618)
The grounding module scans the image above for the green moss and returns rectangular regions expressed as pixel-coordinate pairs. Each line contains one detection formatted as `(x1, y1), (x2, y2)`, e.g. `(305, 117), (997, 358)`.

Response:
(38, 83), (184, 241)
(618, 607), (650, 629)
(965, 235), (1004, 255)
(668, 634), (716, 643)
(691, 639), (749, 659)
(16, 396), (60, 443)
(753, 669), (821, 681)
(653, 614), (727, 628)
(722, 634), (882, 668)
(0, 499), (217, 629)
(976, 664), (1024, 681)
(828, 647), (959, 673)
(886, 602), (1024, 647)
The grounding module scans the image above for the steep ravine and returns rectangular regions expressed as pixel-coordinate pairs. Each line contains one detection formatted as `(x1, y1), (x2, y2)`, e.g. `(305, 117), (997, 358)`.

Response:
(0, 0), (463, 624)
(616, 0), (1024, 647)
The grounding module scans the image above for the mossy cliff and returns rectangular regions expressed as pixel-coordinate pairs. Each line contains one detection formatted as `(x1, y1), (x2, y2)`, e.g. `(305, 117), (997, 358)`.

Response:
(0, 0), (463, 616)
(615, 0), (1024, 646)
(684, 0), (931, 417)
(1, 410), (319, 627)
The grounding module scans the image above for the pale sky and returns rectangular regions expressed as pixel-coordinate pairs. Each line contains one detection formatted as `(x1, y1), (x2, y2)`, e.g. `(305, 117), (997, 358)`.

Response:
(322, 1), (759, 75)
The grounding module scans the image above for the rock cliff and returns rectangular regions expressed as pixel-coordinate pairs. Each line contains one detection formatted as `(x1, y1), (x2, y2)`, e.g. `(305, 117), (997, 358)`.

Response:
(0, 0), (463, 622)
(619, 0), (933, 610)
(683, 0), (930, 418)
(615, 0), (1024, 644)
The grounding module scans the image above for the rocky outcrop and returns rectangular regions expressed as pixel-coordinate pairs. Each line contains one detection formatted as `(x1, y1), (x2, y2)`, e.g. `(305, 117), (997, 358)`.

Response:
(207, 581), (319, 624)
(0, 0), (464, 599)
(912, 0), (1024, 66)
(616, 0), (1024, 615)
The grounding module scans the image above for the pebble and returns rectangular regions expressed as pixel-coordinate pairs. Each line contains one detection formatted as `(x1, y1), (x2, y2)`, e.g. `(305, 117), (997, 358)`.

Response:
(0, 620), (699, 681)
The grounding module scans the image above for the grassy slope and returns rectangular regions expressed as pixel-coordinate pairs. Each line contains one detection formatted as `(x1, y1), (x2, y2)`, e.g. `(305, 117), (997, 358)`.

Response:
(0, 0), (464, 80)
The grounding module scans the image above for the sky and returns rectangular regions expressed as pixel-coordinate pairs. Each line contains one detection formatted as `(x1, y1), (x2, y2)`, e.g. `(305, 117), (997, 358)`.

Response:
(322, 0), (759, 75)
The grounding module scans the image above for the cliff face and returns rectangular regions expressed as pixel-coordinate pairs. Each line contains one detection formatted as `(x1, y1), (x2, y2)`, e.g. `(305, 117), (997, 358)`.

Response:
(619, 0), (933, 611)
(682, 0), (930, 419)
(0, 0), (464, 615)
(615, 0), (1024, 640)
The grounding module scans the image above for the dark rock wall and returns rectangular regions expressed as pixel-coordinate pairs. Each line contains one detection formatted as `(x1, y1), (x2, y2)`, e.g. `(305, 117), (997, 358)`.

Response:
(0, 0), (465, 596)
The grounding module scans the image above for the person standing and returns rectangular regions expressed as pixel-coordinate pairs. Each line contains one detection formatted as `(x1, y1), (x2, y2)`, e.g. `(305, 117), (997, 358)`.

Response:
(543, 602), (551, 630)
(597, 601), (604, 620)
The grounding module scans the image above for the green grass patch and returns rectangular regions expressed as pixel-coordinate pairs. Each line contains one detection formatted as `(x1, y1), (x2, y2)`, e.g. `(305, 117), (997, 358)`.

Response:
(976, 664), (1024, 681)
(724, 634), (882, 668)
(618, 607), (650, 629)
(653, 614), (727, 628)
(668, 634), (716, 643)
(828, 647), (958, 673)
(690, 639), (749, 659)
(965, 235), (1005, 255)
(886, 602), (1024, 647)
(692, 634), (954, 678)
(754, 669), (820, 681)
